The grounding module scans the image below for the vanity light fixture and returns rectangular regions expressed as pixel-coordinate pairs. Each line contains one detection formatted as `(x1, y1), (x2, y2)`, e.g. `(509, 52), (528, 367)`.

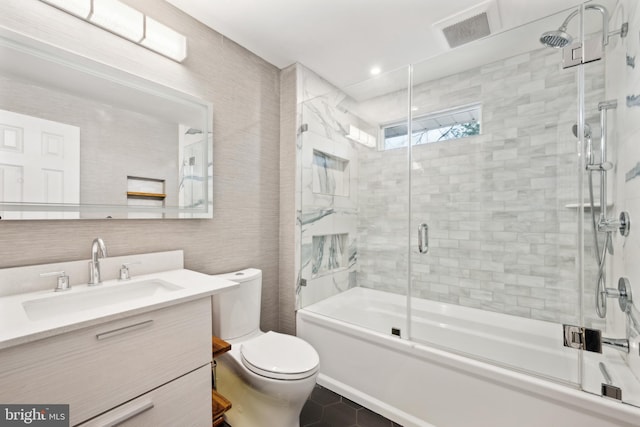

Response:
(141, 16), (187, 62)
(91, 0), (144, 42)
(39, 0), (187, 62)
(39, 0), (92, 18)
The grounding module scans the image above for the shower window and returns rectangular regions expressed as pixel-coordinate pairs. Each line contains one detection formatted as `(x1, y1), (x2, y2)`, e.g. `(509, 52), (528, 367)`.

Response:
(383, 103), (481, 150)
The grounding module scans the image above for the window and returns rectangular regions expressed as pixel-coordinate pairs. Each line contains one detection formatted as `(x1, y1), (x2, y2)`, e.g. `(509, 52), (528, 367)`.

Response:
(382, 104), (481, 150)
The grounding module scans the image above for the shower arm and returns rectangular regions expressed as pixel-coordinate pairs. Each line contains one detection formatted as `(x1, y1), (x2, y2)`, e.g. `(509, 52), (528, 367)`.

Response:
(587, 4), (609, 47)
(558, 4), (610, 46)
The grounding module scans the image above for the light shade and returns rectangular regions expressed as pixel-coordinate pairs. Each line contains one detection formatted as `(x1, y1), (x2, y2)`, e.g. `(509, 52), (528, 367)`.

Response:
(40, 0), (91, 18)
(90, 0), (144, 42)
(141, 16), (187, 62)
(39, 0), (187, 63)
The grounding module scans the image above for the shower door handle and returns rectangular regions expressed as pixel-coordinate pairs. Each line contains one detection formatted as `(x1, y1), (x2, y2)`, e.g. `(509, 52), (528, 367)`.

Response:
(418, 223), (429, 254)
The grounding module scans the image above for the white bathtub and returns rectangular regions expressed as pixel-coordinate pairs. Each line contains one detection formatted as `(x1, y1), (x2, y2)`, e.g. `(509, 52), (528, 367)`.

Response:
(297, 287), (640, 427)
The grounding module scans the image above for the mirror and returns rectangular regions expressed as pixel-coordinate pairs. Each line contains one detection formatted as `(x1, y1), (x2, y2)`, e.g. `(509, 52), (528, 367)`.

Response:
(0, 31), (212, 219)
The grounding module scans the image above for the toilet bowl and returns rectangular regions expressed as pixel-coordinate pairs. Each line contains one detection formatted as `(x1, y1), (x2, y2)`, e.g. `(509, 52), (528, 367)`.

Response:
(211, 269), (319, 427)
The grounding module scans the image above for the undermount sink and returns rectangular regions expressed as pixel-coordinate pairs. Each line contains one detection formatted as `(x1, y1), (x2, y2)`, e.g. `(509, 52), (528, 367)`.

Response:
(22, 279), (183, 321)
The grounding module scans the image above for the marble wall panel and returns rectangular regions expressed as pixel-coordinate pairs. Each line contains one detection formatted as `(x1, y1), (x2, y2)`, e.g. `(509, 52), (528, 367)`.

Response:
(356, 46), (604, 327)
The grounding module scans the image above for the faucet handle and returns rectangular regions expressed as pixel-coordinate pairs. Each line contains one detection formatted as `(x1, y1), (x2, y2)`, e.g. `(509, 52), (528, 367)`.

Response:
(40, 271), (71, 292)
(119, 262), (141, 281)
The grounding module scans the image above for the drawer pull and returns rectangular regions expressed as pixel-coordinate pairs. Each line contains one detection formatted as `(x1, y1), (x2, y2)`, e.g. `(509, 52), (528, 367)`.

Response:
(96, 320), (153, 341)
(99, 400), (154, 427)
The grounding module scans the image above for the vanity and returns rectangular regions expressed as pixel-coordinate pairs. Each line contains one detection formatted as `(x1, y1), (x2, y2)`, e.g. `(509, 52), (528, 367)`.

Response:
(0, 250), (237, 426)
(0, 16), (227, 426)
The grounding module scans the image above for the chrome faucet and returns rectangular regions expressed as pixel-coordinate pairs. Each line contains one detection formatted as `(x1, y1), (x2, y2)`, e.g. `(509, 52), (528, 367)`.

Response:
(601, 336), (629, 353)
(88, 238), (108, 285)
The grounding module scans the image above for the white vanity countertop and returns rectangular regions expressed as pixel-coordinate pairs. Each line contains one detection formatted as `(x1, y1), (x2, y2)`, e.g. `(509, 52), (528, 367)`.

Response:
(0, 269), (238, 350)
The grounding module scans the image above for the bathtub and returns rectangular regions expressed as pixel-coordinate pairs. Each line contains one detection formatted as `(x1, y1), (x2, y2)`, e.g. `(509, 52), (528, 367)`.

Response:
(296, 287), (640, 427)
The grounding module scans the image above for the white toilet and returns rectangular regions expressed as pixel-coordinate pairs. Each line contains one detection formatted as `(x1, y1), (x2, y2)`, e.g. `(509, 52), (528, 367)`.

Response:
(211, 268), (319, 427)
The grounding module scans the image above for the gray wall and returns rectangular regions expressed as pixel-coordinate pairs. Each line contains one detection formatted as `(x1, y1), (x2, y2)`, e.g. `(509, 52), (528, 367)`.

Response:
(278, 65), (297, 334)
(0, 0), (282, 331)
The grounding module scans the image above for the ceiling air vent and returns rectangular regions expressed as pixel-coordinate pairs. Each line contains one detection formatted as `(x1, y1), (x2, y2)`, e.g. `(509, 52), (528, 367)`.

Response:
(433, 0), (502, 49)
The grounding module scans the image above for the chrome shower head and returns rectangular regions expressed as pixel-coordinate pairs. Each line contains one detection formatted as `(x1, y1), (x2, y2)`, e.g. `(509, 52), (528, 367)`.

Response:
(540, 29), (573, 48)
(540, 8), (578, 49)
(540, 4), (627, 50)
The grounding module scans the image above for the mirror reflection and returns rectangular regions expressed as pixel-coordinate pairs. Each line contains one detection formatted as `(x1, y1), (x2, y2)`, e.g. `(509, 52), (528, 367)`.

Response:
(0, 34), (212, 219)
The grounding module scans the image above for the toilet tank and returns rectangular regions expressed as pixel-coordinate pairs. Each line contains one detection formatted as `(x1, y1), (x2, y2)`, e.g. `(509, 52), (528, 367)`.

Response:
(211, 268), (262, 340)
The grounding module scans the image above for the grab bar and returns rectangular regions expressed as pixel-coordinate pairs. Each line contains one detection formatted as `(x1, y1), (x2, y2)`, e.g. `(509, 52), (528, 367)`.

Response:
(418, 223), (429, 254)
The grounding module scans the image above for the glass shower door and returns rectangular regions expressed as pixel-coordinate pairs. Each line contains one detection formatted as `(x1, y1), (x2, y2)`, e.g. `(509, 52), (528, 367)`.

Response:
(407, 7), (584, 385)
(297, 64), (411, 338)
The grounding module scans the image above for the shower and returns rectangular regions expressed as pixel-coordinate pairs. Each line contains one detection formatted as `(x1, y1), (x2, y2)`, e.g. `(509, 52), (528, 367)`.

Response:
(542, 5), (631, 319)
(539, 4), (628, 49)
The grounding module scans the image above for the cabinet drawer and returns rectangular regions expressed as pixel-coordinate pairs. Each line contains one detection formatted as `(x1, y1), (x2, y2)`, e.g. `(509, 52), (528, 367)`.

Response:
(78, 365), (211, 427)
(0, 298), (211, 425)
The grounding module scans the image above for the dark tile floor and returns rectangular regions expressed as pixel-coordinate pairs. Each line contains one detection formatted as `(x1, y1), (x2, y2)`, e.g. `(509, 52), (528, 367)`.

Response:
(300, 385), (402, 427)
(222, 384), (402, 427)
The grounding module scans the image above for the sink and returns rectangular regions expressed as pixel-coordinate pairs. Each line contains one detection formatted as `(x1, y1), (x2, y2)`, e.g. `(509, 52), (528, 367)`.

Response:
(22, 279), (183, 321)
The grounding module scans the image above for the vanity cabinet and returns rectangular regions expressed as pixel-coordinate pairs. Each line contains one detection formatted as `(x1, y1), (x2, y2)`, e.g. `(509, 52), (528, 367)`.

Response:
(0, 297), (212, 426)
(78, 365), (211, 426)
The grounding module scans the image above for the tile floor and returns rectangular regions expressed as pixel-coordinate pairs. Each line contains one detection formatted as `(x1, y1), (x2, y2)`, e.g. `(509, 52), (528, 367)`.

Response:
(221, 384), (402, 427)
(300, 385), (402, 427)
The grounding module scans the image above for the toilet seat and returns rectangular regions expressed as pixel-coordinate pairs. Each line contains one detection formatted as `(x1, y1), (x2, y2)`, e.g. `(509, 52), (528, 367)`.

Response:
(240, 331), (319, 380)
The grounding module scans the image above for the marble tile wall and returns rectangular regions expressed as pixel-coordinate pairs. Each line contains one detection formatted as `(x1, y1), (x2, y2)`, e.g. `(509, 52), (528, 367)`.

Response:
(296, 65), (362, 307)
(294, 48), (607, 326)
(356, 47), (605, 327)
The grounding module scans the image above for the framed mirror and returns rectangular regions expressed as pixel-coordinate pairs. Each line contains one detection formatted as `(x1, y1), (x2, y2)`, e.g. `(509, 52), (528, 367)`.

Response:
(0, 30), (212, 220)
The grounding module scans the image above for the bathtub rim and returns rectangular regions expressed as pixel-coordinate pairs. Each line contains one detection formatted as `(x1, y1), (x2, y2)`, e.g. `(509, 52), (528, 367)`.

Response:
(297, 307), (640, 427)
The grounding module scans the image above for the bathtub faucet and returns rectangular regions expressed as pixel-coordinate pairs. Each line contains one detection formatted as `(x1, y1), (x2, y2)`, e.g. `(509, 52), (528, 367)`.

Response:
(563, 325), (632, 354)
(601, 336), (629, 353)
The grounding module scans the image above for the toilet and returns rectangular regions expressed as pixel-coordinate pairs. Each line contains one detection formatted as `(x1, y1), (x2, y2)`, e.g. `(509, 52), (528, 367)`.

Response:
(211, 268), (319, 427)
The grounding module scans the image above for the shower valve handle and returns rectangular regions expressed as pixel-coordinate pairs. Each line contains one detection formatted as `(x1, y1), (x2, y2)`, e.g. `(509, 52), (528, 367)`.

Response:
(598, 211), (630, 236)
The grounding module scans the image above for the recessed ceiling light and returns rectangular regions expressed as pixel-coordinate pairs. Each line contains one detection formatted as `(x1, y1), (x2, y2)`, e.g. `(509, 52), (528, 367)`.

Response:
(411, 106), (419, 111)
(370, 66), (381, 76)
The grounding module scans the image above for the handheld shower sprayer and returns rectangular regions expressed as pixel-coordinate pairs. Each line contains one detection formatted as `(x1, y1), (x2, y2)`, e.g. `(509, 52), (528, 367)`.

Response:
(572, 123), (599, 168)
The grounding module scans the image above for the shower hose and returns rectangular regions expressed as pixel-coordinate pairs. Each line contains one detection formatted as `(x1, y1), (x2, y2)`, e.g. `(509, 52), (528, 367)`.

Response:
(588, 170), (610, 318)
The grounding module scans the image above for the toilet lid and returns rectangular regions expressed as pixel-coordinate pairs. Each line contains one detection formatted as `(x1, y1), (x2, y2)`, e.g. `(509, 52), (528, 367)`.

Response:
(240, 331), (319, 380)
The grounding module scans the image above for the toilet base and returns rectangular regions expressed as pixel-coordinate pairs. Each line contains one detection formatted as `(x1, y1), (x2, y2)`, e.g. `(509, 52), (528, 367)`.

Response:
(217, 352), (317, 427)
